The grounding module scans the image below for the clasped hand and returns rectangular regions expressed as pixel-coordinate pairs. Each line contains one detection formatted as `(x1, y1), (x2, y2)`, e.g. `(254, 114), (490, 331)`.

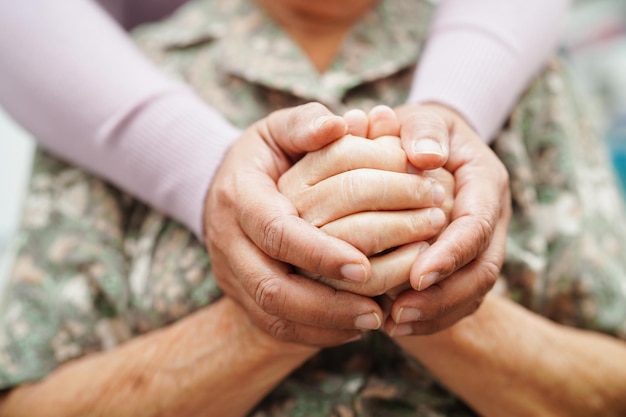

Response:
(204, 101), (511, 346)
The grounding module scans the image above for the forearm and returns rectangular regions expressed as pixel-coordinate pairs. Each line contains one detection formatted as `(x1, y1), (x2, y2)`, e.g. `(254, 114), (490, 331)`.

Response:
(396, 294), (626, 417)
(0, 0), (240, 238)
(0, 297), (317, 417)
(409, 0), (570, 141)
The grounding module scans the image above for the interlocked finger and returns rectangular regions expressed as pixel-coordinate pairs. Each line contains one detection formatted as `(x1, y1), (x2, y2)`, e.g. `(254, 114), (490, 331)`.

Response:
(293, 169), (446, 226)
(278, 134), (408, 197)
(321, 208), (446, 256)
(304, 241), (429, 298)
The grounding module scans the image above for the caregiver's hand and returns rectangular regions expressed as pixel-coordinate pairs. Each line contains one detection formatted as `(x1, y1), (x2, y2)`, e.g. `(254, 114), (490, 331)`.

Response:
(384, 103), (512, 335)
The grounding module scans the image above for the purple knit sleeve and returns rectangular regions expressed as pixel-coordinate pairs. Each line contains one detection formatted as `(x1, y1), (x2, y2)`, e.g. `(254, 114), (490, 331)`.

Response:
(0, 0), (571, 240)
(0, 0), (240, 239)
(408, 0), (571, 142)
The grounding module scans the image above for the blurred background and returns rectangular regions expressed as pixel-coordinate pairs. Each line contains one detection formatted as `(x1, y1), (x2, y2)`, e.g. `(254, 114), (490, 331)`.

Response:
(564, 0), (626, 192)
(1, 0), (626, 277)
(0, 107), (33, 286)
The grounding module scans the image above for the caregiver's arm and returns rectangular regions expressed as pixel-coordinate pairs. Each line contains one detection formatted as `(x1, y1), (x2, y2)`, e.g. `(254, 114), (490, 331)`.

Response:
(0, 0), (240, 238)
(0, 297), (317, 417)
(396, 294), (626, 417)
(0, 1), (387, 349)
(0, 0), (568, 241)
(410, 0), (570, 143)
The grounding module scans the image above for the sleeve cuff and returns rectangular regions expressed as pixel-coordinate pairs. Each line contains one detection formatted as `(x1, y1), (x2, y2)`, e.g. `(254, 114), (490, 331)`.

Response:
(408, 27), (529, 142)
(102, 88), (241, 240)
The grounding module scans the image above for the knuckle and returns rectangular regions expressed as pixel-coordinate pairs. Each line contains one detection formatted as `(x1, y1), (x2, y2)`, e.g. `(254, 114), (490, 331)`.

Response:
(267, 317), (296, 342)
(477, 259), (503, 296)
(467, 214), (497, 259)
(254, 275), (285, 316)
(438, 237), (471, 276)
(284, 102), (324, 138)
(406, 211), (428, 235)
(411, 176), (432, 202)
(479, 206), (498, 236)
(294, 102), (318, 119)
(341, 170), (383, 208)
(368, 231), (386, 257)
(294, 102), (326, 127)
(310, 301), (340, 328)
(412, 111), (448, 139)
(341, 171), (362, 206)
(259, 214), (288, 260)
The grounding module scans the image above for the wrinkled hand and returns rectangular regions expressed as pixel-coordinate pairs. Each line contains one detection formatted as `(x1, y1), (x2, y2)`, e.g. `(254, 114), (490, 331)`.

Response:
(383, 103), (512, 336)
(278, 105), (454, 298)
(205, 103), (393, 347)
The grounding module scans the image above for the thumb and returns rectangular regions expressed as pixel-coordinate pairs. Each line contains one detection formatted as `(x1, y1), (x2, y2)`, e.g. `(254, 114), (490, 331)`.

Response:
(396, 104), (451, 170)
(265, 102), (348, 159)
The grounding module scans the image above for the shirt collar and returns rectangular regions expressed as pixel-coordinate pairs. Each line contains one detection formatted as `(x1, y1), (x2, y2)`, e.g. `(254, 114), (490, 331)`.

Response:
(151, 0), (432, 105)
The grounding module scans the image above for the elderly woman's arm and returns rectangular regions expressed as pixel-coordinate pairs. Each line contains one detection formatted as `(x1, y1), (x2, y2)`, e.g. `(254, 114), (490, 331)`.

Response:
(0, 297), (317, 417)
(395, 294), (626, 417)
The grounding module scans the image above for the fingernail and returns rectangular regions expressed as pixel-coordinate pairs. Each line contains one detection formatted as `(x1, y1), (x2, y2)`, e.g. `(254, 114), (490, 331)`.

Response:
(341, 263), (367, 283)
(429, 208), (445, 229)
(412, 138), (443, 156)
(390, 323), (413, 337)
(431, 184), (445, 206)
(355, 312), (382, 330)
(314, 115), (331, 128)
(395, 307), (421, 324)
(418, 272), (440, 291)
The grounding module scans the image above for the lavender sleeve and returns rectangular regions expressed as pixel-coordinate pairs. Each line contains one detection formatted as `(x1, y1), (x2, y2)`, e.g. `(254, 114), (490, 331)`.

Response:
(0, 0), (240, 240)
(409, 0), (571, 142)
(0, 0), (569, 241)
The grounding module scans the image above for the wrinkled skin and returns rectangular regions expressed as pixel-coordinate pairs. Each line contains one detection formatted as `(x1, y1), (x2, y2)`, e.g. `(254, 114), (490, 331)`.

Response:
(206, 101), (503, 344)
